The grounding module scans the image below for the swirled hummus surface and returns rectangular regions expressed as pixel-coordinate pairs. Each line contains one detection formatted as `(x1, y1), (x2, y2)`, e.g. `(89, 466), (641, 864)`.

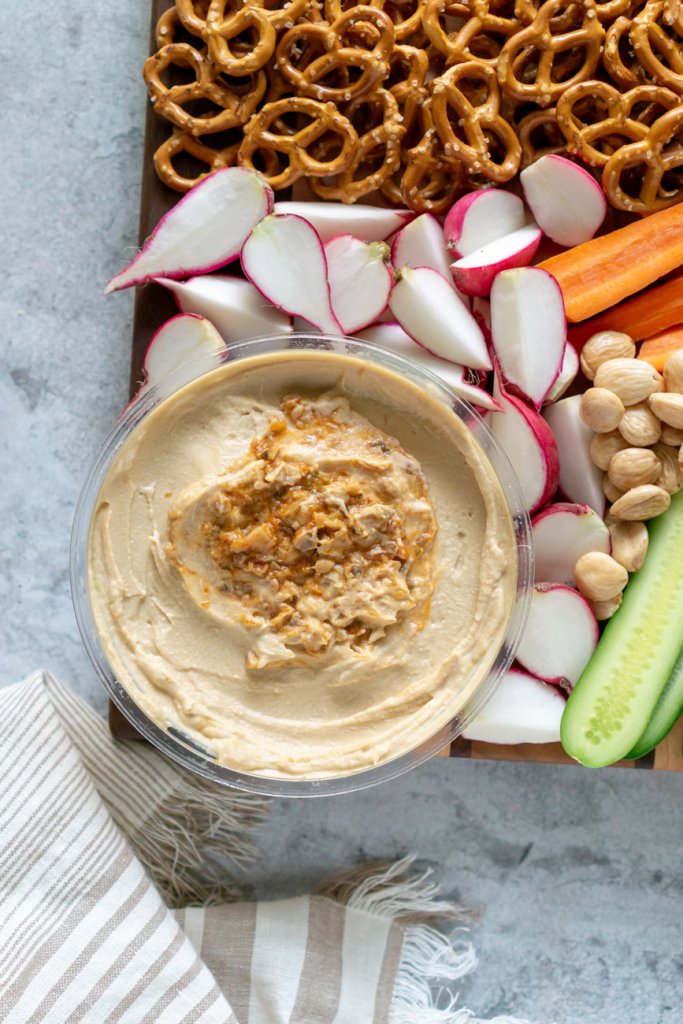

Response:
(88, 351), (517, 779)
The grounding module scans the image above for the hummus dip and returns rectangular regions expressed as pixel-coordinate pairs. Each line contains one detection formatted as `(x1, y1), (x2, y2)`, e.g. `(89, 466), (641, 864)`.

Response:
(88, 351), (517, 779)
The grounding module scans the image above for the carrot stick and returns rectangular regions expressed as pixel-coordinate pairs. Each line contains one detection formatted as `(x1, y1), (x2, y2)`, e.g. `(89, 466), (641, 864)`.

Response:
(567, 271), (683, 349)
(538, 204), (683, 322)
(637, 325), (683, 371)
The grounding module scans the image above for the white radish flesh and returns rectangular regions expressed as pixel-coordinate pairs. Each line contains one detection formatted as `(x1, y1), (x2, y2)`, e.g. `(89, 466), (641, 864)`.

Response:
(521, 155), (607, 248)
(273, 202), (414, 243)
(544, 395), (606, 516)
(463, 669), (565, 744)
(389, 266), (491, 369)
(489, 384), (560, 513)
(391, 213), (453, 282)
(531, 502), (610, 586)
(544, 342), (579, 404)
(240, 214), (341, 334)
(155, 274), (292, 343)
(105, 168), (273, 294)
(515, 583), (599, 690)
(324, 236), (393, 334)
(451, 224), (542, 297)
(444, 190), (526, 258)
(490, 267), (567, 409)
(142, 314), (225, 389)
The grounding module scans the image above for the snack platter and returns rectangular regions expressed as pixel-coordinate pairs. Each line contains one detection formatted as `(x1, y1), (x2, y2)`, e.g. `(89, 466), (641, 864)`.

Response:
(108, 0), (683, 772)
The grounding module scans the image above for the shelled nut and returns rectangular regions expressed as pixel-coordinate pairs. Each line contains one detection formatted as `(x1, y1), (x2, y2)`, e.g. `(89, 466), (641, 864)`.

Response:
(590, 430), (629, 470)
(651, 443), (682, 495)
(590, 594), (623, 621)
(618, 402), (662, 446)
(608, 447), (661, 491)
(609, 484), (671, 521)
(603, 476), (625, 504)
(660, 424), (683, 446)
(574, 551), (628, 602)
(649, 392), (683, 429)
(608, 519), (649, 573)
(663, 350), (683, 394)
(580, 388), (625, 433)
(580, 332), (636, 381)
(593, 359), (662, 406)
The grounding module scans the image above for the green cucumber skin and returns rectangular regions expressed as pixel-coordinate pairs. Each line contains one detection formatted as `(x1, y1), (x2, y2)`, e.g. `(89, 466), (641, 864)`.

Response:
(626, 648), (683, 760)
(561, 489), (683, 767)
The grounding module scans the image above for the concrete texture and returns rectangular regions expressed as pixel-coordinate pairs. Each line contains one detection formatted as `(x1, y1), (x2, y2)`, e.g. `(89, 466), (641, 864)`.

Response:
(0, 3), (681, 1022)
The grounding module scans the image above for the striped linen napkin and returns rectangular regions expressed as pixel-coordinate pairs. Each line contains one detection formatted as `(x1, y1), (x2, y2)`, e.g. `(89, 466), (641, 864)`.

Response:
(0, 671), (532, 1024)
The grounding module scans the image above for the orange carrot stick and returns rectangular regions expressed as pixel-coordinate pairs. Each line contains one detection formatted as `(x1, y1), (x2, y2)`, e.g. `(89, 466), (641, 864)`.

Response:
(538, 204), (683, 322)
(567, 272), (683, 349)
(637, 325), (683, 372)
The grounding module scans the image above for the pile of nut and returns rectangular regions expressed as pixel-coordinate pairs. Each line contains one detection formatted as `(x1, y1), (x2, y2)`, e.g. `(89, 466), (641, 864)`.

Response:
(575, 334), (683, 619)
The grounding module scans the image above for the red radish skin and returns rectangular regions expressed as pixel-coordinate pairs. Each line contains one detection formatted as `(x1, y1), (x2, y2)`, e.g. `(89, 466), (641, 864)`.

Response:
(155, 274), (292, 342)
(531, 502), (610, 586)
(451, 224), (542, 297)
(273, 202), (414, 243)
(515, 583), (599, 692)
(105, 168), (273, 294)
(141, 313), (225, 390)
(472, 297), (492, 348)
(544, 342), (579, 404)
(444, 190), (526, 258)
(490, 267), (567, 409)
(324, 235), (393, 334)
(462, 668), (566, 744)
(489, 384), (560, 513)
(544, 395), (605, 516)
(521, 155), (607, 248)
(240, 214), (342, 334)
(389, 266), (491, 369)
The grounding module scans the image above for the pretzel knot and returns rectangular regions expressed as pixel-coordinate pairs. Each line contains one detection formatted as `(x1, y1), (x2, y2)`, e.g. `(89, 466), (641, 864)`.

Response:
(602, 15), (651, 88)
(517, 106), (567, 165)
(203, 0), (309, 75)
(497, 0), (605, 107)
(238, 96), (360, 189)
(631, 0), (683, 95)
(397, 121), (466, 213)
(430, 62), (522, 181)
(557, 79), (680, 165)
(154, 130), (241, 192)
(602, 104), (683, 211)
(423, 0), (519, 66)
(275, 6), (395, 102)
(386, 44), (430, 131)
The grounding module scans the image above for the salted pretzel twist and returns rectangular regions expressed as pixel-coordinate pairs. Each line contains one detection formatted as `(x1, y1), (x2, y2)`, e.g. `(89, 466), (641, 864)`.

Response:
(603, 104), (683, 211)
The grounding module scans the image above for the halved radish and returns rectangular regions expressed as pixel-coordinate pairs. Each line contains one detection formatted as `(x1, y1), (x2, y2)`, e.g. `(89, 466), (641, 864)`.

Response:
(355, 323), (501, 411)
(240, 214), (341, 334)
(444, 190), (526, 258)
(515, 583), (599, 691)
(490, 267), (567, 409)
(389, 266), (491, 369)
(324, 236), (393, 334)
(489, 384), (560, 513)
(544, 395), (605, 516)
(155, 275), (292, 343)
(472, 297), (492, 347)
(462, 668), (565, 744)
(391, 213), (453, 281)
(141, 314), (225, 389)
(520, 155), (607, 248)
(451, 224), (542, 297)
(273, 201), (414, 242)
(531, 503), (610, 586)
(105, 168), (273, 294)
(544, 342), (579, 404)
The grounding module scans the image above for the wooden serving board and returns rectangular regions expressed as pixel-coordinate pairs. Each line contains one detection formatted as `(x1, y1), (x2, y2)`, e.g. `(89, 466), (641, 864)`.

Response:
(109, 0), (683, 773)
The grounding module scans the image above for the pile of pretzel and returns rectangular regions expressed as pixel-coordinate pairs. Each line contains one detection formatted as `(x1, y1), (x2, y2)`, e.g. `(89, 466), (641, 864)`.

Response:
(144, 0), (683, 213)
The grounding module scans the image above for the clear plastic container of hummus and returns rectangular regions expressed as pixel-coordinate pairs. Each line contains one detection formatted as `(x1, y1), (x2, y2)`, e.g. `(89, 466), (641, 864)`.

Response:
(71, 335), (533, 797)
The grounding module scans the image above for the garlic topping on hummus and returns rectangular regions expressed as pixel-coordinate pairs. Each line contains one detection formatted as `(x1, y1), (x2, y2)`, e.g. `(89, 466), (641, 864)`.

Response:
(88, 351), (517, 779)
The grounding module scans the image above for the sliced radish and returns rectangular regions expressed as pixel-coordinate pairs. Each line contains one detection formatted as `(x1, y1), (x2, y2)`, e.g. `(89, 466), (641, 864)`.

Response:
(391, 213), (452, 282)
(544, 342), (579, 404)
(273, 202), (414, 243)
(389, 266), (491, 369)
(490, 267), (567, 409)
(451, 224), (542, 297)
(531, 502), (610, 586)
(520, 155), (607, 248)
(544, 395), (605, 516)
(324, 236), (393, 334)
(515, 583), (599, 691)
(355, 323), (501, 411)
(105, 168), (273, 294)
(472, 297), (492, 348)
(155, 274), (291, 343)
(444, 190), (526, 258)
(141, 314), (224, 389)
(489, 384), (560, 513)
(240, 214), (341, 335)
(463, 668), (565, 744)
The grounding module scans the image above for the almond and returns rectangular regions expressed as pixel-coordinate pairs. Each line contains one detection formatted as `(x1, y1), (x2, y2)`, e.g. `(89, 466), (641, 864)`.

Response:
(590, 430), (629, 470)
(649, 391), (683, 429)
(590, 594), (623, 621)
(660, 424), (683, 446)
(574, 551), (628, 602)
(580, 387), (625, 433)
(580, 332), (636, 381)
(663, 349), (683, 394)
(593, 358), (662, 406)
(651, 442), (682, 495)
(603, 475), (625, 504)
(608, 447), (661, 491)
(618, 402), (662, 447)
(608, 518), (649, 573)
(609, 484), (671, 521)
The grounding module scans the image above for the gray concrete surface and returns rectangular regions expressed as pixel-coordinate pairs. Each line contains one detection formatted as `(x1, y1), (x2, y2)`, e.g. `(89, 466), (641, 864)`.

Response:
(1, 4), (681, 1022)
